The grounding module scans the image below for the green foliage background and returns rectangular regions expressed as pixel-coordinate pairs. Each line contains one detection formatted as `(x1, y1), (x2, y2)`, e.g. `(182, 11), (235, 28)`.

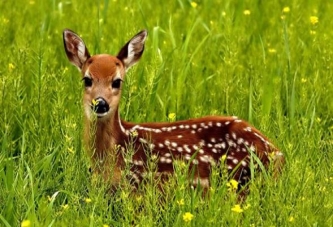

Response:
(0, 0), (333, 226)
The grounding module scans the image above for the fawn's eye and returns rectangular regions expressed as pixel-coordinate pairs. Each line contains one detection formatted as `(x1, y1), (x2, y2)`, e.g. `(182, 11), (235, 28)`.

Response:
(112, 78), (122, 89)
(82, 77), (92, 87)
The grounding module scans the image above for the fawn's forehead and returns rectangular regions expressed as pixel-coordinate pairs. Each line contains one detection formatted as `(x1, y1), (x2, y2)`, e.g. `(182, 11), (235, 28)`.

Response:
(83, 54), (124, 79)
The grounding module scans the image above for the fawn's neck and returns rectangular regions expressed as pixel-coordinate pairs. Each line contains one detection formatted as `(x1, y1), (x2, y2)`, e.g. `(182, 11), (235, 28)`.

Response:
(85, 108), (128, 162)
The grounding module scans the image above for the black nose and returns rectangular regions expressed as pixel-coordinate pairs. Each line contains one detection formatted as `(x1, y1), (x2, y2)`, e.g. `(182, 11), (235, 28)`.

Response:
(92, 97), (109, 114)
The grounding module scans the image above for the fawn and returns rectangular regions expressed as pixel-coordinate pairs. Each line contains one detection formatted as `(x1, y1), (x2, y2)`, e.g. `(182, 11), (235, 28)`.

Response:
(63, 29), (284, 194)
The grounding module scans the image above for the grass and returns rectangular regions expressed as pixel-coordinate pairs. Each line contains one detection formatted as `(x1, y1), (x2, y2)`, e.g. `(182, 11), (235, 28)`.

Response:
(1, 0), (333, 226)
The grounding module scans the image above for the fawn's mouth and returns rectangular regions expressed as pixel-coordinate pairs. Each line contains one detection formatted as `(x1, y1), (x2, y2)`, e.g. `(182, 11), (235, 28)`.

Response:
(94, 111), (109, 118)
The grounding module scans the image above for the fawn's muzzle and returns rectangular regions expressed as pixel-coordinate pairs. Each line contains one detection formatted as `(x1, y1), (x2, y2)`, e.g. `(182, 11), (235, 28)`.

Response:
(92, 97), (110, 116)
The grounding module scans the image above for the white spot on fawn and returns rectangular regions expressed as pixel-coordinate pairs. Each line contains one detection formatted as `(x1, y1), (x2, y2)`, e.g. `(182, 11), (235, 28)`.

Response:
(192, 177), (209, 188)
(139, 138), (147, 144)
(132, 173), (140, 183)
(199, 156), (209, 163)
(184, 145), (191, 153)
(177, 147), (183, 152)
(254, 132), (267, 143)
(133, 160), (144, 166)
(199, 140), (205, 147)
(221, 142), (226, 149)
(171, 142), (178, 147)
(165, 140), (171, 146)
(160, 156), (166, 163)
(185, 154), (191, 160)
(237, 138), (244, 144)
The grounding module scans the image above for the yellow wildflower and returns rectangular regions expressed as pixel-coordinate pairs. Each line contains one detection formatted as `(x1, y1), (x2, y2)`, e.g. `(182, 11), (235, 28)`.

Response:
(67, 147), (75, 154)
(2, 17), (9, 24)
(288, 216), (295, 222)
(283, 7), (290, 13)
(103, 225), (109, 227)
(21, 220), (31, 227)
(244, 203), (251, 210)
(177, 199), (185, 206)
(136, 195), (142, 202)
(268, 48), (277, 54)
(190, 2), (198, 8)
(231, 204), (243, 213)
(243, 10), (251, 15)
(183, 212), (194, 222)
(85, 198), (92, 203)
(220, 154), (227, 162)
(130, 130), (138, 137)
(227, 179), (238, 191)
(310, 30), (316, 35)
(8, 63), (15, 71)
(92, 99), (99, 107)
(168, 113), (176, 121)
(310, 16), (318, 25)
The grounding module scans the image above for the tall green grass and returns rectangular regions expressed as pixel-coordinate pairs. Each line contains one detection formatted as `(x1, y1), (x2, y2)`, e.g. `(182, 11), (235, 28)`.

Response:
(1, 0), (333, 226)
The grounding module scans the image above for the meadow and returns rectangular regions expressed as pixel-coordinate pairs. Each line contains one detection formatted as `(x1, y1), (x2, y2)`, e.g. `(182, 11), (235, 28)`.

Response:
(1, 0), (333, 226)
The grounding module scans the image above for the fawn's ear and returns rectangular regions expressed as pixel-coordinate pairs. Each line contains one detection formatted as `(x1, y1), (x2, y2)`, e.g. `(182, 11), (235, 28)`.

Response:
(63, 29), (91, 71)
(117, 30), (147, 71)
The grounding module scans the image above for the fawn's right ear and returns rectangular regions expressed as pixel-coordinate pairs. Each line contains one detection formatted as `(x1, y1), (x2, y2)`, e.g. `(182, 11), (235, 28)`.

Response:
(63, 29), (91, 71)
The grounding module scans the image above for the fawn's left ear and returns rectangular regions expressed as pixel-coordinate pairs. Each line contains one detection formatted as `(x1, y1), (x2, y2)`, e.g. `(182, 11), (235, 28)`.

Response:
(63, 29), (91, 71)
(117, 30), (148, 71)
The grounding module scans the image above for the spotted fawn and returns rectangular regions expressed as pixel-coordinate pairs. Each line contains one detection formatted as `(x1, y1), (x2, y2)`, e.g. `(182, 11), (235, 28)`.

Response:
(63, 29), (284, 193)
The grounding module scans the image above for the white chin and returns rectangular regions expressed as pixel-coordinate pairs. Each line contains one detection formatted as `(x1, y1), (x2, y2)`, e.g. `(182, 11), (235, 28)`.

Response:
(95, 112), (109, 118)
